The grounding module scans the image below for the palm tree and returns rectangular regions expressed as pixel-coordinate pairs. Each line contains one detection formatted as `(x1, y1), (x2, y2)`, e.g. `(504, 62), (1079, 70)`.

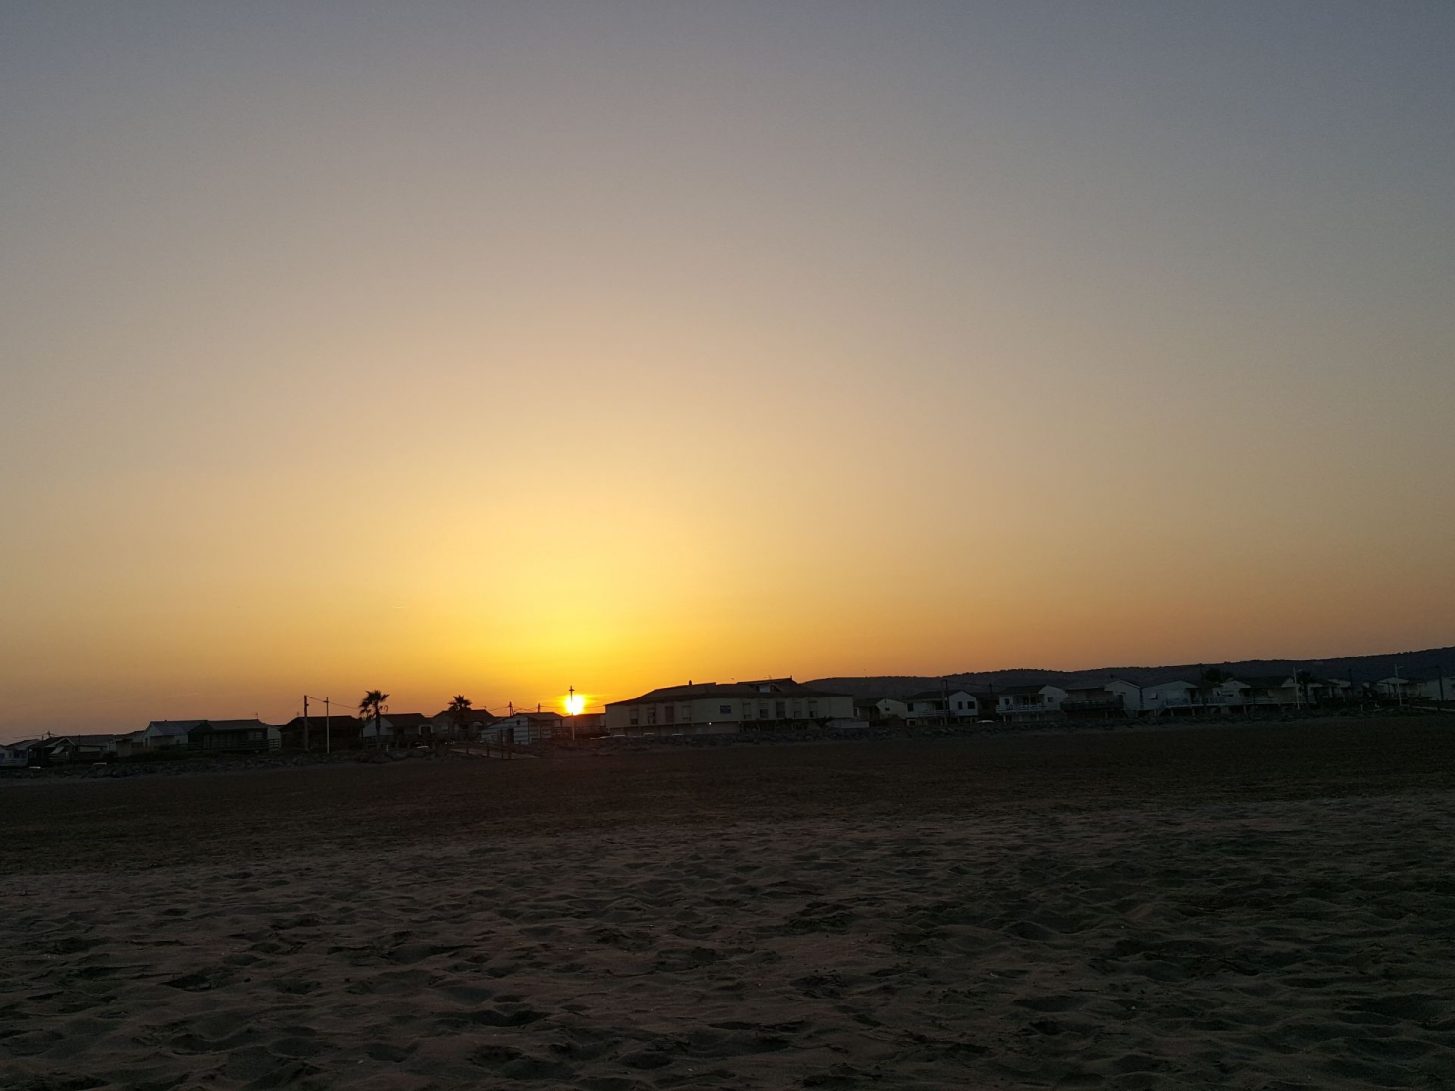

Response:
(447, 694), (472, 741)
(359, 690), (390, 749)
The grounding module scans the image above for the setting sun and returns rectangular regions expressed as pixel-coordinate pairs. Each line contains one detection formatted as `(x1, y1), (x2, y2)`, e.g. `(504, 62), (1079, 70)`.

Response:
(0, 3), (1451, 747)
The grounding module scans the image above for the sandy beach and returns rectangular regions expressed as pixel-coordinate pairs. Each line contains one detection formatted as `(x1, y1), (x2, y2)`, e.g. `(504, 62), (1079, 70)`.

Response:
(4, 717), (1454, 1089)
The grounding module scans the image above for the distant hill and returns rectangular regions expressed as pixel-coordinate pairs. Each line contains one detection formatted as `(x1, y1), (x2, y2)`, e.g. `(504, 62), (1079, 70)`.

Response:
(808, 645), (1455, 698)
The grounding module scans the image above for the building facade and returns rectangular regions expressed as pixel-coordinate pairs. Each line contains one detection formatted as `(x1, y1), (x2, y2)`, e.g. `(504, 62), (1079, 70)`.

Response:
(996, 685), (1067, 721)
(485, 712), (563, 745)
(604, 678), (856, 737)
(904, 689), (992, 724)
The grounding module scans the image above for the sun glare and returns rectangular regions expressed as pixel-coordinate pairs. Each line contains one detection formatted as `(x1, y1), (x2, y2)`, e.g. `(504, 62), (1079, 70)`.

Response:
(564, 692), (586, 716)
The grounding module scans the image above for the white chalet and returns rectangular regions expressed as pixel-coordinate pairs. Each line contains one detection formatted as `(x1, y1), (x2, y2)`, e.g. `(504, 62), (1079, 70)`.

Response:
(904, 689), (992, 725)
(854, 697), (908, 723)
(1417, 676), (1455, 702)
(996, 685), (1067, 721)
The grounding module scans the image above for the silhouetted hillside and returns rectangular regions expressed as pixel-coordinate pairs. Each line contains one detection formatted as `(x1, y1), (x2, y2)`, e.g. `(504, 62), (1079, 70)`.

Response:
(809, 645), (1455, 698)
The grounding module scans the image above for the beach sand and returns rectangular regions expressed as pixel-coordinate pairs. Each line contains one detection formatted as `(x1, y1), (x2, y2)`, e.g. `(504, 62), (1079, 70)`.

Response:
(3, 718), (1454, 1089)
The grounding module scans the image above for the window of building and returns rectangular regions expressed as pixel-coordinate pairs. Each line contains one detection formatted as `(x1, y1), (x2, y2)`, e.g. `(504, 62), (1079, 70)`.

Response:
(775, 700), (786, 719)
(719, 704), (731, 715)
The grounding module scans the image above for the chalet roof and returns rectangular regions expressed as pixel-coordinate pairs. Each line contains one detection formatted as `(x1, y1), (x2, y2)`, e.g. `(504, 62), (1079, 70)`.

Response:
(286, 714), (363, 728)
(145, 720), (205, 737)
(189, 719), (269, 734)
(505, 711), (562, 723)
(62, 734), (122, 745)
(381, 713), (432, 728)
(999, 684), (1056, 696)
(1236, 675), (1294, 688)
(609, 678), (849, 706)
(432, 708), (497, 722)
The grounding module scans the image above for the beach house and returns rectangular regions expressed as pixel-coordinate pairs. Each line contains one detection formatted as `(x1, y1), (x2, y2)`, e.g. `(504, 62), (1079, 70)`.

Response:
(904, 689), (992, 725)
(1417, 676), (1455, 703)
(604, 678), (856, 737)
(137, 720), (205, 750)
(1373, 676), (1418, 701)
(995, 685), (1067, 721)
(136, 719), (279, 752)
(486, 711), (563, 745)
(187, 720), (281, 753)
(1, 739), (42, 767)
(1237, 676), (1310, 708)
(281, 714), (365, 751)
(854, 697), (908, 724)
(1060, 683), (1131, 718)
(431, 707), (499, 742)
(1139, 680), (1202, 715)
(25, 734), (124, 764)
(360, 712), (434, 747)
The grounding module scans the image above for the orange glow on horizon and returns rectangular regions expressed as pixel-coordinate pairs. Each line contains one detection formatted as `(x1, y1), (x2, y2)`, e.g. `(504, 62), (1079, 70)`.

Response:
(2, 7), (1452, 741)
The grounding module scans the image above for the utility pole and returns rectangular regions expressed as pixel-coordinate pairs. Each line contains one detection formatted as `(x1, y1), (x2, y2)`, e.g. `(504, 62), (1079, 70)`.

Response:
(569, 685), (577, 741)
(304, 695), (332, 754)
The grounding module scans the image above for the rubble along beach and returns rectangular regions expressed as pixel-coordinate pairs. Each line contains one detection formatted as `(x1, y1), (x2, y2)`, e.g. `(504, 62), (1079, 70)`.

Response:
(3, 717), (1454, 1090)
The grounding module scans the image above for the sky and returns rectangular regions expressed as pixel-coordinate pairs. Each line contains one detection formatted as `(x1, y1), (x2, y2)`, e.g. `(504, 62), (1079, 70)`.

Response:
(2, 2), (1452, 736)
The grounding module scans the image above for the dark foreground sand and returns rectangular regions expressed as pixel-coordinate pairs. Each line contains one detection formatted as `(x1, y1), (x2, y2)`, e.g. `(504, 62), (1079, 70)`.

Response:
(3, 718), (1455, 1090)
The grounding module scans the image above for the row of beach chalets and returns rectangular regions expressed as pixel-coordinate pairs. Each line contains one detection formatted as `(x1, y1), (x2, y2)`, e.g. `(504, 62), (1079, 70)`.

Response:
(602, 670), (1451, 737)
(0, 702), (591, 769)
(3, 669), (1450, 769)
(864, 670), (1451, 726)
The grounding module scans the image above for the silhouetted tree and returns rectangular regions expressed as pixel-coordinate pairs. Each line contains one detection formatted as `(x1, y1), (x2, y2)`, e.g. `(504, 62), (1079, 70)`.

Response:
(1201, 667), (1229, 685)
(359, 689), (390, 749)
(448, 694), (472, 741)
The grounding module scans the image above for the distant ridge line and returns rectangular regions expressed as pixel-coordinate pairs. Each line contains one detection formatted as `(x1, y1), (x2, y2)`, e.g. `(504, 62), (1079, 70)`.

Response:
(807, 644), (1455, 698)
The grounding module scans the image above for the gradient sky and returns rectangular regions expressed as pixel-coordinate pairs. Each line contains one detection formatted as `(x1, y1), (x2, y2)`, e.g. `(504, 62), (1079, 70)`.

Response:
(2, 2), (1452, 736)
